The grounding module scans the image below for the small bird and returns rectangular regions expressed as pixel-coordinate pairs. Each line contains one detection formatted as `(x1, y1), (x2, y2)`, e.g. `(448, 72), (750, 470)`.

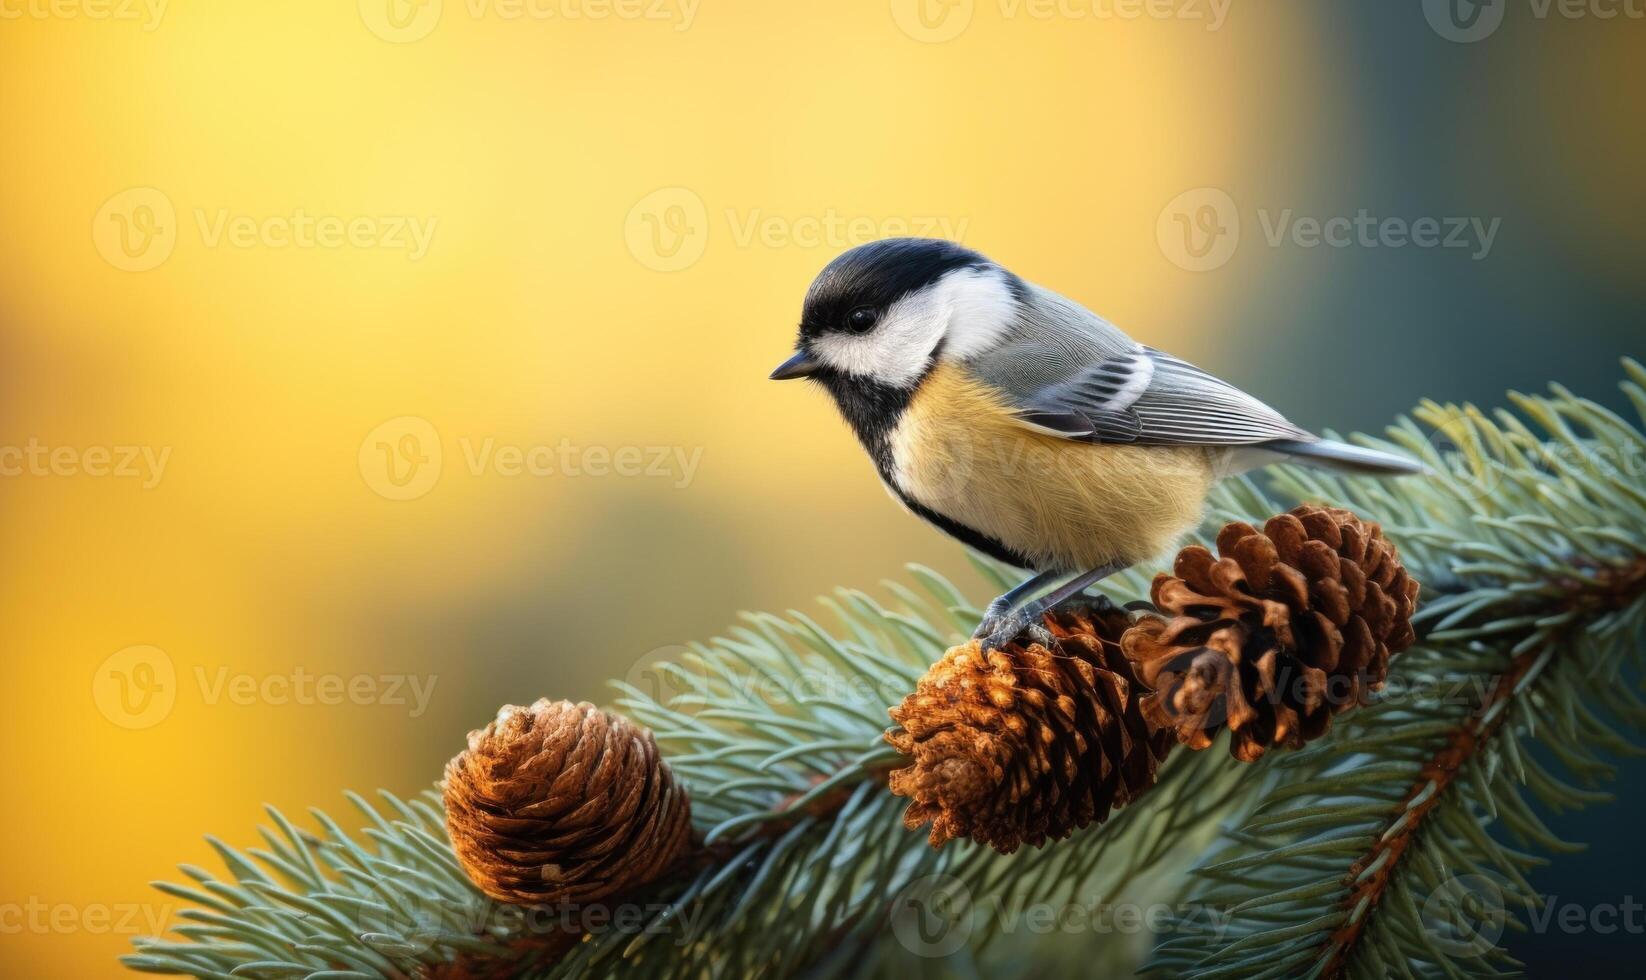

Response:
(770, 238), (1421, 651)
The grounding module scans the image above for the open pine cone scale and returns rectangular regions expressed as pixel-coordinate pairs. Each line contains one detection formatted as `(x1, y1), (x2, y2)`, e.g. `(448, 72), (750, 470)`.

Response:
(885, 506), (1419, 850)
(1124, 505), (1419, 762)
(886, 606), (1173, 853)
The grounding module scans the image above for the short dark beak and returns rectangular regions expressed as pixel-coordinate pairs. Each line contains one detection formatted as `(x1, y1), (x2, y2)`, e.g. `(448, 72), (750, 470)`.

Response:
(769, 350), (820, 381)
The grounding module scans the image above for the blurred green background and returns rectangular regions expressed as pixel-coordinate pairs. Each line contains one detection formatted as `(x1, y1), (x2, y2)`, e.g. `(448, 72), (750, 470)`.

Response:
(2, 1), (1641, 975)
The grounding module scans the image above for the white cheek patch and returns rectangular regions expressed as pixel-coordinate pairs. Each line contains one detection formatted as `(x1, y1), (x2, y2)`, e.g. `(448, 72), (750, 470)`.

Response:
(810, 294), (945, 386)
(937, 266), (1016, 360)
(809, 266), (1016, 388)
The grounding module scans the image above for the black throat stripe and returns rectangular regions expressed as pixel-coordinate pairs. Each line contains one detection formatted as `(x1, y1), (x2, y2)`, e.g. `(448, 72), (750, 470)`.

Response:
(816, 361), (1036, 573)
(816, 372), (915, 477)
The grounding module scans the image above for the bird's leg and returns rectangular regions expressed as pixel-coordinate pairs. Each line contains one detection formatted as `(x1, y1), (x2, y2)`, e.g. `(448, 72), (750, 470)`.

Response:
(974, 561), (1130, 653)
(1017, 560), (1131, 620)
(972, 568), (1065, 650)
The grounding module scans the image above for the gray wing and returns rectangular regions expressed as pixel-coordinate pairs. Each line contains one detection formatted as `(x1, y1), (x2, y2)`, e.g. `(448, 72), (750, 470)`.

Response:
(973, 284), (1312, 446)
(1013, 344), (1313, 445)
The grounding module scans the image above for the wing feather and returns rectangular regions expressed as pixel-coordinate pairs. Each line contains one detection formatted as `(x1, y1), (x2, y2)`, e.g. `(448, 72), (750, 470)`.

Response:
(1014, 345), (1311, 446)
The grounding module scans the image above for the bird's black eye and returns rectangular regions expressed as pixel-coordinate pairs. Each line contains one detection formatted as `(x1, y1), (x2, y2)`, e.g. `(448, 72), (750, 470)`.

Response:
(846, 307), (878, 333)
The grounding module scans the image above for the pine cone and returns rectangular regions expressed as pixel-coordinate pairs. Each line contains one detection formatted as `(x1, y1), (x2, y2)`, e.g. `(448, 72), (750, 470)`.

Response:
(1121, 505), (1420, 762)
(443, 699), (694, 906)
(885, 606), (1174, 854)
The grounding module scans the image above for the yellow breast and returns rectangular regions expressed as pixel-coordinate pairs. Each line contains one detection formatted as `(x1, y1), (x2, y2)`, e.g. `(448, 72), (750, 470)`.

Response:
(887, 362), (1218, 573)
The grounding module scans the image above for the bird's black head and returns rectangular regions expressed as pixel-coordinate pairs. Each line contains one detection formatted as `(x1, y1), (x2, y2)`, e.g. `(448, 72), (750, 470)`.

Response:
(799, 238), (990, 343)
(768, 238), (1018, 471)
(769, 238), (1000, 385)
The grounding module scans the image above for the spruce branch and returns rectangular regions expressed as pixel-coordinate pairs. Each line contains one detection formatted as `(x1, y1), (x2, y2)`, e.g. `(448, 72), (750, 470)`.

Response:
(1320, 553), (1646, 979)
(124, 560), (1254, 979)
(126, 360), (1646, 979)
(1149, 360), (1646, 979)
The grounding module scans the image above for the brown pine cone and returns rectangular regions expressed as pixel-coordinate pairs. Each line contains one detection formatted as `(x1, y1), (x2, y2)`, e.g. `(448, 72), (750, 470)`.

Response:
(1121, 505), (1420, 762)
(443, 699), (693, 906)
(885, 606), (1174, 854)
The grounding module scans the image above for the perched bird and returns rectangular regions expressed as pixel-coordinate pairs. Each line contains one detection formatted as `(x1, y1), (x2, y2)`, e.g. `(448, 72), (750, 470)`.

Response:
(770, 238), (1421, 651)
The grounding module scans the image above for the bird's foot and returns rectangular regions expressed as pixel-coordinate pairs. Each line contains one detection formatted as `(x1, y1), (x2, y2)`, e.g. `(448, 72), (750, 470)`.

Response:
(971, 562), (1134, 653)
(972, 590), (1138, 652)
(972, 603), (1054, 653)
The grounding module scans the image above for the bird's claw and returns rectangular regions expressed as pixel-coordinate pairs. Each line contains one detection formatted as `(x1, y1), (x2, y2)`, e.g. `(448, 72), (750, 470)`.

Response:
(972, 608), (1053, 653)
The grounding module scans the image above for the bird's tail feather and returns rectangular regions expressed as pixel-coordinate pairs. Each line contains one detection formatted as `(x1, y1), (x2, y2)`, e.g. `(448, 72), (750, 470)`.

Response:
(1264, 438), (1426, 476)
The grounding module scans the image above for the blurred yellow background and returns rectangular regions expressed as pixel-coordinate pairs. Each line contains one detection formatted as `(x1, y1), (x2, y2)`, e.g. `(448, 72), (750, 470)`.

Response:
(3, 1), (1641, 975)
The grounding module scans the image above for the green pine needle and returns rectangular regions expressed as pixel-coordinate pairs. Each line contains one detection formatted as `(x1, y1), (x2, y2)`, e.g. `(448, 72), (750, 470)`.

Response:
(129, 361), (1646, 979)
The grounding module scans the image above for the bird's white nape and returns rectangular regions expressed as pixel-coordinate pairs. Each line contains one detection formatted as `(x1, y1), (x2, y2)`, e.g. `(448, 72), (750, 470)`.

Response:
(808, 265), (1016, 387)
